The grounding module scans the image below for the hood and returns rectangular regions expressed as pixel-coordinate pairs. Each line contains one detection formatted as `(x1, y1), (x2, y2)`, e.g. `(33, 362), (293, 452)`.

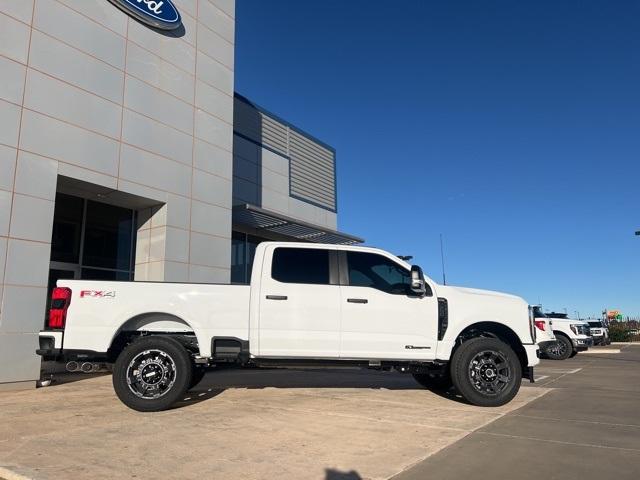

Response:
(434, 283), (532, 344)
(437, 285), (524, 302)
(551, 317), (588, 325)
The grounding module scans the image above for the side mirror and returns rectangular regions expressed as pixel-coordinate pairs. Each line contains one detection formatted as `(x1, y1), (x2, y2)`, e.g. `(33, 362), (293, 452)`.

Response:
(410, 265), (427, 296)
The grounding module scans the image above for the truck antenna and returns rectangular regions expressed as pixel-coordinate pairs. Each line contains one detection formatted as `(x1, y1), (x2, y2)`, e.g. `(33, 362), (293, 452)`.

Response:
(440, 233), (447, 285)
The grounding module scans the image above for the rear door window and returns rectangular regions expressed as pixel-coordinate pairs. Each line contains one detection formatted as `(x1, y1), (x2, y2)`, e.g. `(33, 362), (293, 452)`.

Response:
(271, 248), (330, 285)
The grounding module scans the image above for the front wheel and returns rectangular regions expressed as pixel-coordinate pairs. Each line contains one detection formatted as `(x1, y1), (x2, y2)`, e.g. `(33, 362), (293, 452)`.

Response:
(544, 334), (572, 360)
(113, 336), (193, 412)
(450, 337), (522, 407)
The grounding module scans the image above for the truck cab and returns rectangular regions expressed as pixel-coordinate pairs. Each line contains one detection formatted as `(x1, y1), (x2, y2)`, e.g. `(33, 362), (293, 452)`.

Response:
(39, 242), (539, 411)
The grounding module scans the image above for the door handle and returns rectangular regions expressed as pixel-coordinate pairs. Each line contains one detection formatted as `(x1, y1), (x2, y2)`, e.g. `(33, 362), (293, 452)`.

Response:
(347, 298), (368, 304)
(266, 295), (288, 300)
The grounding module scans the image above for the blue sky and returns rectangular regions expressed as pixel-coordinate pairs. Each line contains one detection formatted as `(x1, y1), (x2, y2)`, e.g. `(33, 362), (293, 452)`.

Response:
(234, 0), (640, 318)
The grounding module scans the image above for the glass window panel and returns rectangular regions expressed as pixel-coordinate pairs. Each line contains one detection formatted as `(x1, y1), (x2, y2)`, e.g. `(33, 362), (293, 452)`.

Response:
(50, 193), (84, 263)
(231, 231), (247, 283)
(82, 200), (133, 270)
(272, 248), (330, 285)
(347, 252), (411, 295)
(81, 268), (131, 281)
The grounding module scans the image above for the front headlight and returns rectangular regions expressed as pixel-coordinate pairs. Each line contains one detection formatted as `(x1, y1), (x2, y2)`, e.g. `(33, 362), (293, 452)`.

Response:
(570, 324), (583, 335)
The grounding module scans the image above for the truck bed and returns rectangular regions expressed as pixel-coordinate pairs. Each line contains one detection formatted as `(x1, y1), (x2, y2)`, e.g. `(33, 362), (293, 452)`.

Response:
(54, 280), (251, 358)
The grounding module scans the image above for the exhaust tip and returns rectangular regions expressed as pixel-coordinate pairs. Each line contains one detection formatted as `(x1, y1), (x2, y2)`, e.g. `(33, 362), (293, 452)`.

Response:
(66, 361), (79, 372)
(80, 362), (93, 373)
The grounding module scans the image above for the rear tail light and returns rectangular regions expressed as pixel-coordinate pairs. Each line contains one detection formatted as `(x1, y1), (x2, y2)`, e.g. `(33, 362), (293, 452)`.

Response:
(49, 287), (72, 329)
(534, 320), (546, 331)
(528, 306), (536, 342)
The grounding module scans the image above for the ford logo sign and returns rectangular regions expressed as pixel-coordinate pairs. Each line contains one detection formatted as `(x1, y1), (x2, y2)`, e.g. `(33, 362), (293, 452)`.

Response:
(108, 0), (182, 31)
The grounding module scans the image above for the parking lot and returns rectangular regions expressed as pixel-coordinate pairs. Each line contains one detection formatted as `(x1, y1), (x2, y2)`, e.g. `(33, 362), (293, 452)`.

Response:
(1, 345), (638, 480)
(395, 344), (640, 480)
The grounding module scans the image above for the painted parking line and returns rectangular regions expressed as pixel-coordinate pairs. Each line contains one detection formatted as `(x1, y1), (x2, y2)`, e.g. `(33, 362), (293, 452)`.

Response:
(583, 349), (621, 354)
(527, 367), (583, 387)
(536, 368), (582, 375)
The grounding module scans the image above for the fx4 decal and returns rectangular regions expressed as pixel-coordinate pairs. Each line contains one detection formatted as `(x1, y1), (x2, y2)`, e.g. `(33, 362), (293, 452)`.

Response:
(80, 290), (116, 299)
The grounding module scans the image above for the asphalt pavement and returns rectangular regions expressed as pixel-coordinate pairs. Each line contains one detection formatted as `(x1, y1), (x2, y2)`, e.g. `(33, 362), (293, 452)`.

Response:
(393, 344), (640, 480)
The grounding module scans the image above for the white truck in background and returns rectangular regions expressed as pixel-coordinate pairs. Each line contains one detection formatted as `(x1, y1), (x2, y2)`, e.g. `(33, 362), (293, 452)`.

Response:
(539, 311), (593, 359)
(531, 305), (556, 350)
(38, 242), (539, 411)
(582, 319), (610, 345)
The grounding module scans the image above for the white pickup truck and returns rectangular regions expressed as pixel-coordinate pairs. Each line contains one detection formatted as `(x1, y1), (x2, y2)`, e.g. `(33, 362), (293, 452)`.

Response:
(38, 242), (539, 411)
(543, 312), (593, 359)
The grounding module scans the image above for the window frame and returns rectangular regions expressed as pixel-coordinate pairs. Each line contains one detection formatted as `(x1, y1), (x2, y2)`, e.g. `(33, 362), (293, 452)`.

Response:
(270, 246), (339, 286)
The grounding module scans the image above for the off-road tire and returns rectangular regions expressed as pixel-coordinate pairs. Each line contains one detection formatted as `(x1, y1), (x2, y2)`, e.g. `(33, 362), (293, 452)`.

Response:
(412, 372), (453, 391)
(545, 334), (572, 360)
(450, 337), (522, 407)
(113, 336), (193, 412)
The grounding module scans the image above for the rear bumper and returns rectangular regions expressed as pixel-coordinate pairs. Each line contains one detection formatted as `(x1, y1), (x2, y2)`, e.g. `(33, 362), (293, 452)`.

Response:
(37, 331), (64, 360)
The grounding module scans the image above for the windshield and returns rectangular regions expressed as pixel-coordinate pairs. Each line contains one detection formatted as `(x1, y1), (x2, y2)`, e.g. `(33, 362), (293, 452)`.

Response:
(587, 321), (602, 327)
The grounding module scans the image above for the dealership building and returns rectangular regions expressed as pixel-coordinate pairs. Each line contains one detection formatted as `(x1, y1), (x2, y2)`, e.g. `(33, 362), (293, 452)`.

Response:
(0, 0), (361, 389)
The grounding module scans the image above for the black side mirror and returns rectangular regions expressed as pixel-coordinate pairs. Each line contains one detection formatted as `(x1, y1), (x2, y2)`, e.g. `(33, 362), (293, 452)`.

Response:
(410, 265), (427, 297)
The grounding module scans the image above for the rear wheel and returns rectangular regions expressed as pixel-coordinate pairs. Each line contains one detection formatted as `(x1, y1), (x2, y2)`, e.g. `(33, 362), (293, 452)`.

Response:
(113, 336), (193, 412)
(544, 334), (572, 360)
(450, 337), (521, 407)
(412, 372), (452, 391)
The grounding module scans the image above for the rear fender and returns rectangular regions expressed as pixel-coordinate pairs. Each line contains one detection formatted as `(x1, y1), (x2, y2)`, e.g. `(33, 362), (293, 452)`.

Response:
(108, 312), (206, 356)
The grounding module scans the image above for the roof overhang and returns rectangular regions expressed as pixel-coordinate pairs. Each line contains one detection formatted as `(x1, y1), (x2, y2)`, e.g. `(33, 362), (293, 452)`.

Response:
(232, 204), (364, 245)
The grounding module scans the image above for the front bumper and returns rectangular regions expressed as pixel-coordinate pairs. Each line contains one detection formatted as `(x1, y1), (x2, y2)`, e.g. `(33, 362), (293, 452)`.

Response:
(573, 336), (593, 351)
(522, 344), (540, 383)
(524, 344), (541, 366)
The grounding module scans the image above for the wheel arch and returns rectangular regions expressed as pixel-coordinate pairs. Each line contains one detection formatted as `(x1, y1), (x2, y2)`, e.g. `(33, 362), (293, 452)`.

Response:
(552, 330), (575, 348)
(453, 321), (528, 373)
(108, 312), (199, 361)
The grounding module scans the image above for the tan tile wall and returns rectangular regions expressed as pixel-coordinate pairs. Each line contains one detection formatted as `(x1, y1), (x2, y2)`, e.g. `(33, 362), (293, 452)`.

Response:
(0, 0), (236, 384)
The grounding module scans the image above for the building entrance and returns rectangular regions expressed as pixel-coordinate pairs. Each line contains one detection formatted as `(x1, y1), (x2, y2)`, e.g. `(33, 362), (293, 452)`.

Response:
(48, 193), (137, 302)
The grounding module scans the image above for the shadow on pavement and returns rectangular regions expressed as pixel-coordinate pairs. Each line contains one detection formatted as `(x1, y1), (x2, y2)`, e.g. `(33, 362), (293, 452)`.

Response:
(325, 468), (362, 479)
(173, 366), (470, 409)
